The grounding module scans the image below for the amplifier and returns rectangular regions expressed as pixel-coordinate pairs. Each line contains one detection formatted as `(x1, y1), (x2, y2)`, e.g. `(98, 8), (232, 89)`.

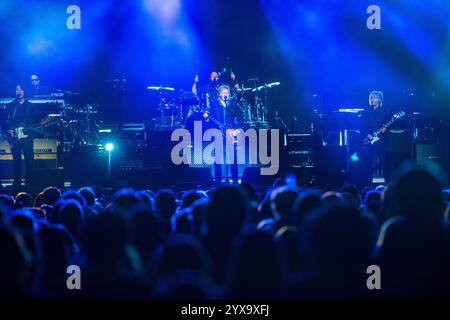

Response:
(120, 123), (146, 140)
(416, 143), (439, 165)
(415, 127), (438, 143)
(287, 133), (313, 146)
(286, 133), (313, 168)
(34, 139), (57, 154)
(0, 139), (57, 179)
(0, 139), (11, 154)
(385, 130), (413, 153)
(0, 139), (57, 160)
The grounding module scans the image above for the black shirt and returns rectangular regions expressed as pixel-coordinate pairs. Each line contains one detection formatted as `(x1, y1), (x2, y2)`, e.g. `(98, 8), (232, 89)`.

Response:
(363, 105), (390, 135)
(7, 99), (40, 130)
(209, 98), (243, 129)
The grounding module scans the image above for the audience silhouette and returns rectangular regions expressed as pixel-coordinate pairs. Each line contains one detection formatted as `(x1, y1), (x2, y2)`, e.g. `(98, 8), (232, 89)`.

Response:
(0, 162), (449, 299)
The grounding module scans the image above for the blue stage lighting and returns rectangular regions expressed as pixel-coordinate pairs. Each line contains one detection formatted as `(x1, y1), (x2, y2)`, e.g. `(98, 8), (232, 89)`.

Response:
(105, 143), (114, 152)
(350, 152), (359, 162)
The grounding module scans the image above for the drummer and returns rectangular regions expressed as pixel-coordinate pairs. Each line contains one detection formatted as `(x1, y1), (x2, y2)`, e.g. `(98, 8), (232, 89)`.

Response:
(191, 70), (239, 108)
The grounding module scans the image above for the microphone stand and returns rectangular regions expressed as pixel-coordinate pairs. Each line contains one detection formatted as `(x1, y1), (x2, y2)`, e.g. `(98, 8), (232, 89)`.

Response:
(274, 111), (288, 131)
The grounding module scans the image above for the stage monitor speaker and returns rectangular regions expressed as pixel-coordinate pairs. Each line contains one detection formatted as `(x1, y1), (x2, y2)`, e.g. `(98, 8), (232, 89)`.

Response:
(29, 168), (65, 192)
(67, 145), (118, 187)
(314, 146), (347, 173)
(127, 165), (213, 189)
(126, 168), (165, 189)
(144, 131), (174, 168)
(242, 166), (279, 187)
(174, 166), (214, 188)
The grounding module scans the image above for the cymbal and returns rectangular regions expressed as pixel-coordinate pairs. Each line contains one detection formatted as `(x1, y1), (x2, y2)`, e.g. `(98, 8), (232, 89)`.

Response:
(77, 110), (98, 114)
(236, 87), (252, 92)
(267, 82), (280, 87)
(147, 86), (176, 91)
(251, 82), (281, 92)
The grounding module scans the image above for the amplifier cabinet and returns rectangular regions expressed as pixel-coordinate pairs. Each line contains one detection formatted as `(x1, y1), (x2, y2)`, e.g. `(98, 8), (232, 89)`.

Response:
(0, 139), (57, 179)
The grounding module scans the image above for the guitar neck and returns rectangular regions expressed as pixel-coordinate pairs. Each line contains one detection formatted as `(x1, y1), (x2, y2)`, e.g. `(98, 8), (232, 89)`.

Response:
(384, 119), (395, 128)
(21, 117), (56, 131)
(209, 116), (231, 129)
(374, 119), (394, 134)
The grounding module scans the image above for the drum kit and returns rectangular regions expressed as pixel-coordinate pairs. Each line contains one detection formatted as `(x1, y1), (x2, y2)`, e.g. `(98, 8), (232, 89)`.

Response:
(0, 93), (102, 152)
(147, 78), (280, 130)
(39, 102), (101, 152)
(237, 79), (281, 128)
(146, 85), (197, 130)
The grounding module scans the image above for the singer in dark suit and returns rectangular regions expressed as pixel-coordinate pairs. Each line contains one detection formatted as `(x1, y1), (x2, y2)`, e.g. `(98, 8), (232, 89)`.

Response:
(208, 85), (244, 184)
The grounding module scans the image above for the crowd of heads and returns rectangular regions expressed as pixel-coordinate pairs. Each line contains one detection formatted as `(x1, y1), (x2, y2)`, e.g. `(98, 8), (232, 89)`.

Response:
(0, 161), (449, 299)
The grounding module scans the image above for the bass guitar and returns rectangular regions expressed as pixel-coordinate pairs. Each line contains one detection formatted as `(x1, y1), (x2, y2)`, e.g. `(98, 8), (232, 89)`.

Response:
(363, 110), (406, 145)
(7, 115), (59, 144)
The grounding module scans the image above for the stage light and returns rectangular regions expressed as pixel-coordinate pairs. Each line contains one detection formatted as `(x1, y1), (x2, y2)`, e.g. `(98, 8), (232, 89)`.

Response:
(350, 152), (359, 162)
(105, 143), (115, 184)
(105, 143), (114, 152)
(144, 0), (181, 26)
(27, 38), (53, 55)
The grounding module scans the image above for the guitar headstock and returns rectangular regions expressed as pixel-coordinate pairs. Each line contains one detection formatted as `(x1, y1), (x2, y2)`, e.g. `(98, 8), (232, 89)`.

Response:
(394, 110), (406, 119)
(41, 114), (60, 125)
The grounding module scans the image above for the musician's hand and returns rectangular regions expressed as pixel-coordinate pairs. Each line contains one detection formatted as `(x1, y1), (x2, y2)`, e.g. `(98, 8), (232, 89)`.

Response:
(380, 128), (387, 133)
(230, 71), (236, 81)
(7, 129), (14, 137)
(367, 134), (373, 140)
(194, 74), (199, 83)
(202, 112), (209, 119)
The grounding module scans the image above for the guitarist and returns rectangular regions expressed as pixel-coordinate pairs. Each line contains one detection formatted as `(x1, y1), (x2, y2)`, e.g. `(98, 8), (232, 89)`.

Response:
(363, 90), (390, 181)
(207, 85), (243, 184)
(6, 84), (40, 188)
